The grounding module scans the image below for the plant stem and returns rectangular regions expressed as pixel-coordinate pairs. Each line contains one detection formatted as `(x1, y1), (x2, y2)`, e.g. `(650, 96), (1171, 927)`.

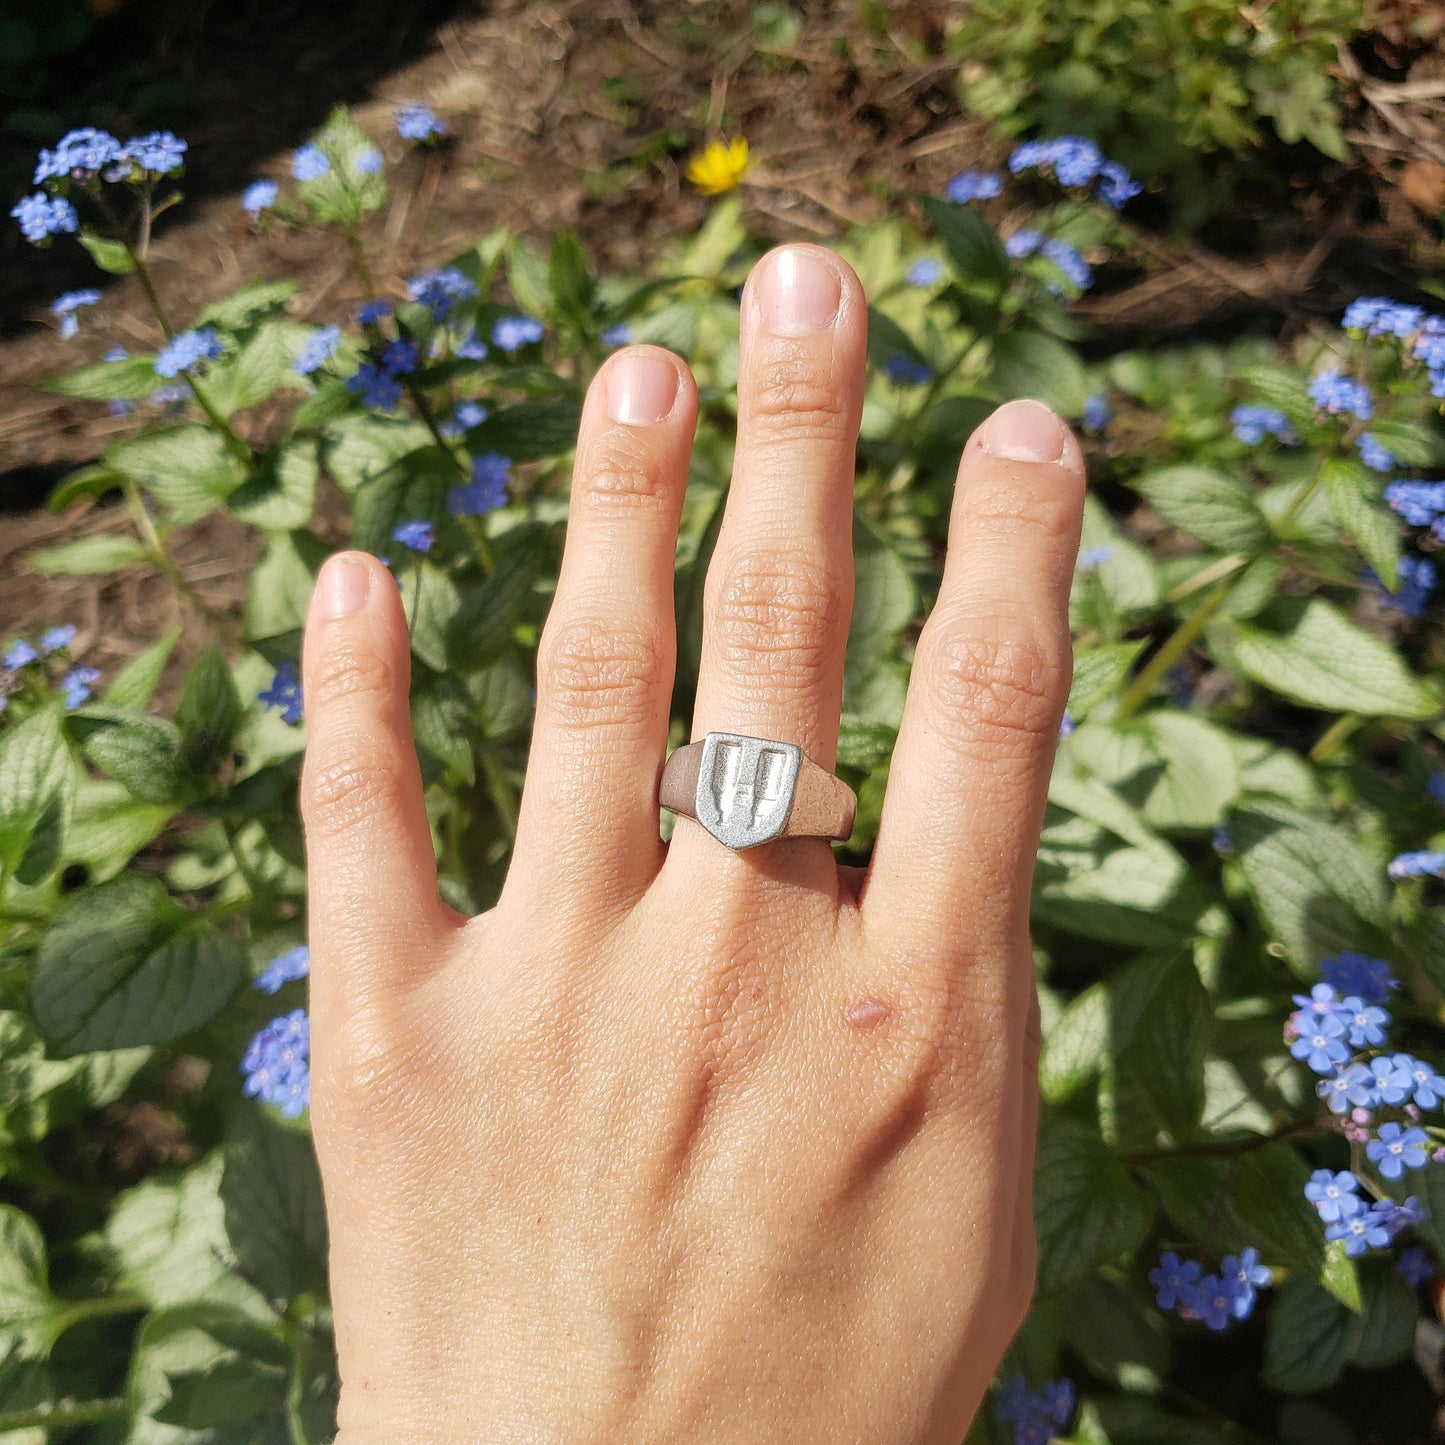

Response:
(1310, 713), (1364, 764)
(1124, 1116), (1322, 1166)
(0, 1399), (130, 1432)
(345, 226), (378, 301)
(286, 1331), (311, 1445)
(1116, 463), (1331, 720)
(121, 480), (235, 635)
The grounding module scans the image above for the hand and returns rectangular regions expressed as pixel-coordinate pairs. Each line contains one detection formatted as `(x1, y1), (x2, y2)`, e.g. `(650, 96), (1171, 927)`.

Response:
(300, 243), (1085, 1443)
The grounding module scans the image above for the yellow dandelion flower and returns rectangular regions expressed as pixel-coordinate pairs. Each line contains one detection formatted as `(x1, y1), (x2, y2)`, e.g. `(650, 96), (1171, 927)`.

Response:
(686, 137), (752, 196)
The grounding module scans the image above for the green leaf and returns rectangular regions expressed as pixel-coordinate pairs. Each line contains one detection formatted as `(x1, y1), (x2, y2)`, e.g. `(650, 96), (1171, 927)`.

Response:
(506, 239), (552, 319)
(27, 532), (149, 576)
(1067, 642), (1144, 721)
(446, 526), (549, 670)
(1059, 1274), (1170, 1391)
(1348, 1266), (1417, 1368)
(919, 196), (1010, 290)
(1226, 1144), (1323, 1275)
(221, 1105), (328, 1302)
(411, 673), (476, 782)
(1230, 801), (1390, 972)
(228, 438), (318, 532)
(107, 425), (249, 525)
(105, 1153), (263, 1313)
(294, 107), (387, 225)
(1223, 597), (1437, 718)
(844, 514), (916, 718)
(31, 876), (246, 1054)
(196, 280), (300, 331)
(836, 715), (897, 772)
(470, 400), (583, 462)
(1364, 416), (1445, 466)
(72, 707), (196, 805)
(77, 229), (135, 274)
(1264, 1277), (1356, 1393)
(244, 530), (330, 642)
(0, 705), (74, 883)
(45, 354), (160, 401)
(548, 229), (596, 332)
(1033, 1117), (1154, 1296)
(321, 415), (432, 496)
(1129, 954), (1211, 1140)
(128, 1304), (287, 1430)
(1319, 1240), (1362, 1312)
(866, 306), (929, 375)
(174, 646), (243, 771)
(989, 329), (1087, 415)
(104, 629), (181, 710)
(0, 1207), (62, 1357)
(406, 561), (463, 673)
(1038, 982), (1109, 1106)
(349, 450), (451, 557)
(1132, 465), (1270, 554)
(1234, 363), (1315, 433)
(205, 320), (308, 417)
(1322, 456), (1401, 588)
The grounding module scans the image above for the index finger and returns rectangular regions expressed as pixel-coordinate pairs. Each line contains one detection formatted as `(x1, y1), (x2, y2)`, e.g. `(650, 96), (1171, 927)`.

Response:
(864, 399), (1084, 954)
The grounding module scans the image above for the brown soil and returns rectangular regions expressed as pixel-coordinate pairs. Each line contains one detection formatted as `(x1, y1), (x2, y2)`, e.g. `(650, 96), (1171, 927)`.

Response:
(2, 0), (1444, 686)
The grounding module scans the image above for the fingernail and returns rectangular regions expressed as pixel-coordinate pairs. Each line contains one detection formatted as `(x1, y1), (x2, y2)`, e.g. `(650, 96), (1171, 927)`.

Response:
(604, 349), (679, 426)
(981, 399), (1068, 463)
(317, 554), (371, 620)
(755, 246), (842, 335)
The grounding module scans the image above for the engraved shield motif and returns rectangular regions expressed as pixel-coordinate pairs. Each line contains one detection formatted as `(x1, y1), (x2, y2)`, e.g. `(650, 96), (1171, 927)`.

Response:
(692, 732), (803, 849)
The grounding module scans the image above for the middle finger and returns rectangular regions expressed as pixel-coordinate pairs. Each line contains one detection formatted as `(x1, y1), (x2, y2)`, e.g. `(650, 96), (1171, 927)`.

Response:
(680, 244), (867, 874)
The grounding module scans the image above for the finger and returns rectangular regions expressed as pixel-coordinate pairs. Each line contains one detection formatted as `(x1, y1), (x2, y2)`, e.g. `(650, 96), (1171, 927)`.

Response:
(300, 552), (455, 1006)
(674, 246), (865, 875)
(867, 399), (1084, 949)
(511, 346), (697, 913)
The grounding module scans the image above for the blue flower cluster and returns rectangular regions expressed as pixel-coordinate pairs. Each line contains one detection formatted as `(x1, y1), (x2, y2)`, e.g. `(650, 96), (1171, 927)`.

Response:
(1081, 393), (1111, 433)
(292, 144), (330, 182)
(49, 289), (100, 340)
(1285, 961), (1444, 1255)
(1385, 480), (1445, 541)
(1307, 369), (1373, 421)
(1007, 136), (1140, 208)
(407, 266), (478, 321)
(492, 314), (544, 353)
(346, 339), (419, 411)
(242, 179), (279, 219)
(295, 325), (341, 377)
(397, 103), (447, 142)
(448, 452), (511, 517)
(601, 322), (633, 347)
(906, 257), (943, 287)
(154, 327), (225, 379)
(1149, 1248), (1273, 1329)
(0, 627), (97, 714)
(1356, 431), (1396, 474)
(12, 126), (186, 245)
(944, 169), (1002, 204)
(884, 355), (931, 386)
(240, 1007), (310, 1118)
(1305, 1169), (1423, 1257)
(1388, 849), (1445, 881)
(439, 399), (488, 437)
(1230, 404), (1295, 446)
(259, 660), (304, 725)
(1341, 295), (1445, 399)
(1368, 554), (1436, 620)
(255, 944), (310, 994)
(1003, 230), (1093, 292)
(994, 1376), (1075, 1445)
(392, 519), (436, 553)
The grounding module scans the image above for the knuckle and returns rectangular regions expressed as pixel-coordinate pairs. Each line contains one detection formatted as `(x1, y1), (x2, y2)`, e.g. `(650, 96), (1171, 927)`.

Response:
(709, 551), (845, 676)
(306, 639), (397, 712)
(580, 431), (676, 514)
(922, 618), (1064, 750)
(539, 619), (665, 734)
(301, 752), (407, 839)
(748, 356), (849, 445)
(964, 474), (1080, 548)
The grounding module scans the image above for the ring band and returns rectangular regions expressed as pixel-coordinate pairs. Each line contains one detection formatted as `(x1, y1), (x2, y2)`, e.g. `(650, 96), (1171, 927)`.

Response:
(660, 731), (857, 850)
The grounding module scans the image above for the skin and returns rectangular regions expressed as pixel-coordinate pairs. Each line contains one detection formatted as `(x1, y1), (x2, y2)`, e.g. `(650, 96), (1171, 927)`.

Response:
(300, 243), (1086, 1443)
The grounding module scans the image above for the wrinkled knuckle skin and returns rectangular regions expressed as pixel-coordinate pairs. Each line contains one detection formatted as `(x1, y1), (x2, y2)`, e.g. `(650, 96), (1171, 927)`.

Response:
(965, 473), (1080, 549)
(924, 622), (1064, 750)
(302, 753), (407, 841)
(748, 358), (848, 446)
(709, 552), (844, 679)
(539, 619), (665, 735)
(580, 430), (676, 515)
(307, 638), (398, 713)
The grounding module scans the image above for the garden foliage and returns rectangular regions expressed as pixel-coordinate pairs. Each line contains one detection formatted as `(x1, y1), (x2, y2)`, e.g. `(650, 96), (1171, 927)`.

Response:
(3, 104), (1445, 1442)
